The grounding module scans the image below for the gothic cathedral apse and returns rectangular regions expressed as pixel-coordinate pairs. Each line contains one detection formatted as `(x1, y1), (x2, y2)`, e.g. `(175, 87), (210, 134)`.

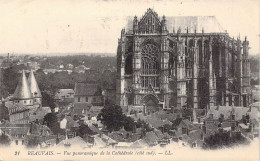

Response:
(116, 9), (251, 114)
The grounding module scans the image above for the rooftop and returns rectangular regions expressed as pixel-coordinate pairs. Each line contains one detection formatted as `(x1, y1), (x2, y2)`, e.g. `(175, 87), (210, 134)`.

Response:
(74, 83), (102, 96)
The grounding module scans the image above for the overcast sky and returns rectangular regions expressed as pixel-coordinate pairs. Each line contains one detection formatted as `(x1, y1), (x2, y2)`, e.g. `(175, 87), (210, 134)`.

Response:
(0, 0), (259, 55)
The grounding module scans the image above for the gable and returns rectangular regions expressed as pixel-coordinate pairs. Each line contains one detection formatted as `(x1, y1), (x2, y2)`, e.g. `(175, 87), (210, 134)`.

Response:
(138, 9), (161, 34)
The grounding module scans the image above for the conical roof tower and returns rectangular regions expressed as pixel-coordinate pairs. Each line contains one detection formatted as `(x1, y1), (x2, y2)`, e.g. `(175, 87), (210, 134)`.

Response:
(28, 70), (42, 98)
(13, 70), (32, 100)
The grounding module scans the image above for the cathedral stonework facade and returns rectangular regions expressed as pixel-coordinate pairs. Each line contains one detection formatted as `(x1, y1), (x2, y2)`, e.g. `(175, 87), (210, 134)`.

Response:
(116, 9), (251, 113)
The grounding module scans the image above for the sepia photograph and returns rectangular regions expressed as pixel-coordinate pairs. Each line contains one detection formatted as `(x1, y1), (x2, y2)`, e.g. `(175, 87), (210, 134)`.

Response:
(0, 0), (259, 161)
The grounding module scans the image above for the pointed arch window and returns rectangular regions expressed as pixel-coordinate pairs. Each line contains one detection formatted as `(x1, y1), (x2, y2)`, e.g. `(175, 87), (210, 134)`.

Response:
(140, 44), (160, 90)
(125, 54), (133, 74)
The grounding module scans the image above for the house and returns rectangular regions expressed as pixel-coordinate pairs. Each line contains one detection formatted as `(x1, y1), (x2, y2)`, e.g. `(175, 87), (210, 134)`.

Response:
(203, 105), (257, 138)
(29, 107), (51, 123)
(0, 123), (30, 146)
(4, 102), (30, 124)
(66, 64), (74, 69)
(59, 64), (64, 69)
(54, 89), (75, 103)
(171, 119), (203, 147)
(73, 83), (103, 116)
(57, 136), (91, 148)
(74, 65), (90, 74)
(60, 115), (80, 130)
(251, 85), (260, 102)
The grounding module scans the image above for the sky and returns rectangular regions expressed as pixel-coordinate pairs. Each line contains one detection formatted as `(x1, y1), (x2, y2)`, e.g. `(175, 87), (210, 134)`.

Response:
(0, 0), (259, 56)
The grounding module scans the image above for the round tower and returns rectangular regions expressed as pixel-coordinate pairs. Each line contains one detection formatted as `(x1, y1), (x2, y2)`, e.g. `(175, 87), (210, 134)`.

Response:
(28, 70), (42, 106)
(13, 70), (33, 106)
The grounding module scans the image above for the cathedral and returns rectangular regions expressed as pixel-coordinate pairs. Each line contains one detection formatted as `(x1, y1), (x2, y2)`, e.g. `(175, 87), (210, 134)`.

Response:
(116, 9), (251, 113)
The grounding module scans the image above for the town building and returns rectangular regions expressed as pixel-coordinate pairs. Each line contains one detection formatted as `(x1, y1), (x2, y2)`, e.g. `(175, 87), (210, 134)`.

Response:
(54, 89), (75, 103)
(73, 83), (103, 115)
(116, 9), (251, 115)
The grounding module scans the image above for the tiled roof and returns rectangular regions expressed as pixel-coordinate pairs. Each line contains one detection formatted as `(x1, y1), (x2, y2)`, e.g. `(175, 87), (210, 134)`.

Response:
(29, 107), (50, 122)
(74, 83), (102, 96)
(144, 131), (158, 146)
(206, 106), (250, 121)
(55, 89), (74, 98)
(57, 136), (88, 147)
(180, 119), (198, 131)
(0, 123), (30, 135)
(130, 139), (148, 148)
(74, 102), (92, 110)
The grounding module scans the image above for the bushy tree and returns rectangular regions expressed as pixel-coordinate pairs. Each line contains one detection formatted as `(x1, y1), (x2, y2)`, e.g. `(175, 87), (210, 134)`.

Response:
(97, 103), (125, 132)
(0, 133), (11, 146)
(97, 101), (137, 132)
(203, 131), (249, 149)
(77, 124), (95, 137)
(43, 113), (62, 134)
(27, 136), (40, 148)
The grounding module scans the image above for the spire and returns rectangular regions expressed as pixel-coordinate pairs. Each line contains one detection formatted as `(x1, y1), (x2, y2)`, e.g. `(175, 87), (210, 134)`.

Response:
(28, 70), (42, 98)
(13, 70), (32, 100)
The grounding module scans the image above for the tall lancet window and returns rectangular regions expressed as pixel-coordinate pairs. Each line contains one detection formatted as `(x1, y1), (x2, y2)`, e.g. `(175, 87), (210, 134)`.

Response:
(140, 44), (160, 90)
(197, 40), (203, 67)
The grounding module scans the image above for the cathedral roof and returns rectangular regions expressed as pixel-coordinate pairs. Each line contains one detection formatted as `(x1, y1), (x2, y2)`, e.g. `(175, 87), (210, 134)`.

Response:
(125, 13), (225, 34)
(167, 16), (225, 33)
(13, 70), (32, 100)
(28, 70), (42, 98)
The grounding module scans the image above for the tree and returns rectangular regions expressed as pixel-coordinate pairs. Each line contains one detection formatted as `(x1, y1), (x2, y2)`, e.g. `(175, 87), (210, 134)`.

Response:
(97, 103), (125, 132)
(42, 92), (56, 109)
(0, 103), (9, 121)
(203, 131), (249, 149)
(0, 133), (11, 146)
(97, 101), (137, 132)
(26, 136), (40, 148)
(43, 113), (62, 134)
(77, 124), (95, 137)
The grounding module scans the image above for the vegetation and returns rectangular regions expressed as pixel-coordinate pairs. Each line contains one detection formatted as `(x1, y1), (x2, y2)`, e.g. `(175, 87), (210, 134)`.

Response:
(26, 136), (40, 148)
(0, 133), (11, 146)
(43, 113), (63, 135)
(0, 55), (116, 103)
(203, 131), (250, 149)
(77, 124), (95, 137)
(97, 101), (137, 132)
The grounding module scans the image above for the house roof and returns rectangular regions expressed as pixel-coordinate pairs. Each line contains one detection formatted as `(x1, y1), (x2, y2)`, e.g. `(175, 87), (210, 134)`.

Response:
(54, 89), (74, 99)
(206, 106), (250, 121)
(74, 102), (92, 111)
(74, 83), (102, 96)
(88, 106), (103, 117)
(249, 102), (260, 107)
(57, 136), (88, 147)
(29, 107), (50, 122)
(143, 131), (158, 146)
(0, 123), (30, 135)
(130, 139), (148, 148)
